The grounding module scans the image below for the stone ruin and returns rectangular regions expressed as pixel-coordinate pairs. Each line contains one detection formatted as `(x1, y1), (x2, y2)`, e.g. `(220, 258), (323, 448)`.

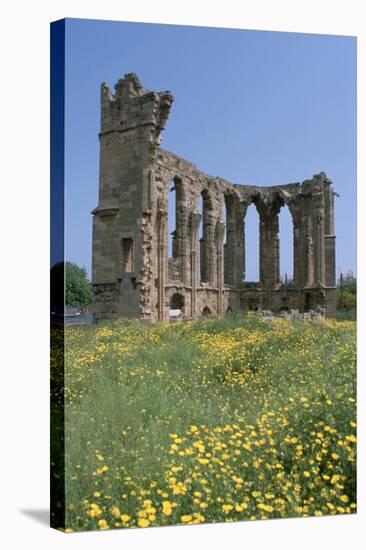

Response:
(92, 74), (337, 321)
(256, 307), (326, 322)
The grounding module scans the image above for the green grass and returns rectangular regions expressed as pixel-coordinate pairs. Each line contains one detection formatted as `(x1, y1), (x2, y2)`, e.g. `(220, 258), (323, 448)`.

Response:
(56, 314), (356, 531)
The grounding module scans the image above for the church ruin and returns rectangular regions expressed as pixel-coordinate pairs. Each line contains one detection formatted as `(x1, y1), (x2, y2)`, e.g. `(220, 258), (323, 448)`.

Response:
(92, 74), (337, 321)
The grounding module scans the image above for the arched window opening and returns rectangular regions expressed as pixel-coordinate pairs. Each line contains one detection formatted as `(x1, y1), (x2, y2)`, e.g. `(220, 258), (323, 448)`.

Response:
(170, 292), (185, 312)
(244, 203), (260, 282)
(279, 205), (294, 287)
(280, 295), (289, 312)
(167, 180), (176, 259)
(196, 193), (203, 284)
(197, 190), (212, 283)
(304, 292), (312, 312)
(197, 193), (203, 240)
(202, 306), (212, 316)
(122, 238), (134, 273)
(247, 297), (259, 311)
(222, 200), (228, 245)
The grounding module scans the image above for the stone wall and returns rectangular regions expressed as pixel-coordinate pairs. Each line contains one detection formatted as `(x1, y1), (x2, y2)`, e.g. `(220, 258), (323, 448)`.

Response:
(92, 74), (337, 321)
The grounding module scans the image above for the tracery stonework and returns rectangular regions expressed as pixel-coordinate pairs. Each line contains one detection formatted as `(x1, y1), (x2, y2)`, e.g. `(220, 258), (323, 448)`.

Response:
(92, 74), (337, 321)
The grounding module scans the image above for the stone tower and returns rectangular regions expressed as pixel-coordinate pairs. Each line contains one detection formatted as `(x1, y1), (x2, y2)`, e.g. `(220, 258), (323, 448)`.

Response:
(92, 74), (337, 321)
(92, 74), (173, 320)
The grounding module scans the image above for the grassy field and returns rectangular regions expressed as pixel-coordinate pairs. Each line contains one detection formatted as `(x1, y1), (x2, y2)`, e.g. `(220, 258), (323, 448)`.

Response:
(56, 314), (356, 532)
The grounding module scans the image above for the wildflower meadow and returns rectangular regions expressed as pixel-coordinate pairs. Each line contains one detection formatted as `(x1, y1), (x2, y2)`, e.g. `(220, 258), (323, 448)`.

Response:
(53, 314), (356, 531)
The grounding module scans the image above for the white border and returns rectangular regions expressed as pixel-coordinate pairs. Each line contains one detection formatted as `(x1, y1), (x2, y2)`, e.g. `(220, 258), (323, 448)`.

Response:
(0, 1), (364, 549)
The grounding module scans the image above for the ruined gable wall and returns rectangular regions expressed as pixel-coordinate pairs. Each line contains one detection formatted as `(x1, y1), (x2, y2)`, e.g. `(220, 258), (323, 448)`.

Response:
(92, 74), (337, 321)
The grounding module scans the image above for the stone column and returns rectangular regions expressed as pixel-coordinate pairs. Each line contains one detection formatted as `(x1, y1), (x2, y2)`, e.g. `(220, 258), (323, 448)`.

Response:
(190, 212), (201, 318)
(224, 198), (236, 286)
(216, 221), (225, 314)
(259, 217), (266, 287)
(304, 215), (314, 287)
(293, 222), (299, 286)
(224, 197), (244, 288)
(315, 206), (326, 286)
(272, 213), (280, 288)
(225, 213), (235, 285)
(324, 188), (336, 287)
(179, 206), (189, 285)
(259, 211), (280, 289)
(236, 203), (246, 287)
(290, 208), (301, 288)
(235, 204), (246, 312)
(207, 211), (217, 286)
(157, 206), (167, 321)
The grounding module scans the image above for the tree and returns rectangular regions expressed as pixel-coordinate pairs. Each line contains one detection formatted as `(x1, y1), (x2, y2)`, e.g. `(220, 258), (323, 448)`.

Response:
(337, 271), (357, 311)
(342, 271), (357, 295)
(65, 262), (93, 309)
(279, 274), (294, 288)
(336, 290), (356, 311)
(51, 261), (93, 310)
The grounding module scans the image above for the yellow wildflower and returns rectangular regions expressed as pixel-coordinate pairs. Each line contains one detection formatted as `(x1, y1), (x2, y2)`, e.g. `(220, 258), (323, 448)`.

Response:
(111, 506), (120, 519)
(257, 503), (274, 513)
(138, 518), (150, 528)
(98, 519), (109, 530)
(222, 504), (234, 514)
(162, 501), (173, 516)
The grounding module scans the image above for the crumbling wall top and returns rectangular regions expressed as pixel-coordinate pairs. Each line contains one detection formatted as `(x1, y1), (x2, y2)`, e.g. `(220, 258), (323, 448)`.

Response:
(100, 73), (174, 143)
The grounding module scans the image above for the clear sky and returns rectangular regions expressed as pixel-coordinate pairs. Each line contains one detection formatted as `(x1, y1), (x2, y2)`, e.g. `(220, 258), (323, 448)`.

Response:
(64, 18), (356, 281)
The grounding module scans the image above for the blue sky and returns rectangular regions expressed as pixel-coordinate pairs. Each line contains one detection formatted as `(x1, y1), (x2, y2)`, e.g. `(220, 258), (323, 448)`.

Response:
(64, 18), (356, 280)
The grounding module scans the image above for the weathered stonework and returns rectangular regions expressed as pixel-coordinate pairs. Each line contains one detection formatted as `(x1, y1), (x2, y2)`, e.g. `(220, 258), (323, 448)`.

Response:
(92, 74), (337, 321)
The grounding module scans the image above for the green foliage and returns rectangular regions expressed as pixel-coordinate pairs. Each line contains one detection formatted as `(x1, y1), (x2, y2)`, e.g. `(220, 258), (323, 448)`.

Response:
(65, 262), (93, 309)
(335, 308), (357, 321)
(279, 274), (294, 288)
(51, 261), (93, 310)
(337, 289), (356, 311)
(339, 272), (357, 295)
(337, 271), (357, 313)
(57, 315), (356, 531)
